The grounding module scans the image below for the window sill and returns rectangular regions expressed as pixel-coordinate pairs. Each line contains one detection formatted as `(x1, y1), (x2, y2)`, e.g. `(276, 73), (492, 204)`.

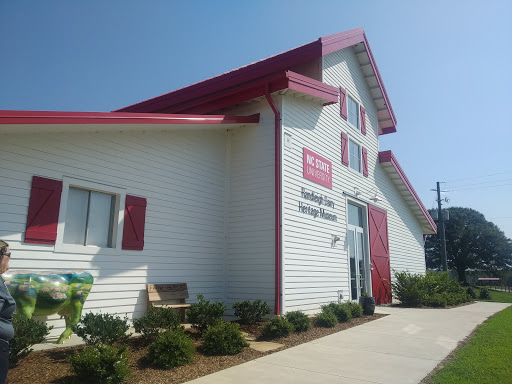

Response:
(54, 243), (122, 256)
(347, 121), (360, 132)
(348, 166), (363, 177)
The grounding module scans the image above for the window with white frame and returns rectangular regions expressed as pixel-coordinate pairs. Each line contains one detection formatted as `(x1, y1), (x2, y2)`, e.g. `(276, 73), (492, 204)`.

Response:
(347, 95), (359, 128)
(63, 187), (117, 248)
(349, 139), (361, 173)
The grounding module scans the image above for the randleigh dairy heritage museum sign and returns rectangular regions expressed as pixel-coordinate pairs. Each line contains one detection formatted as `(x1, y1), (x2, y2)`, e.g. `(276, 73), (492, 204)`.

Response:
(299, 187), (337, 222)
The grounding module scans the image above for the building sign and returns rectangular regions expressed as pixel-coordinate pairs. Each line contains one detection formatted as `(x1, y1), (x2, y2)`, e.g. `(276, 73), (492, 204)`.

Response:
(303, 147), (332, 189)
(298, 187), (338, 222)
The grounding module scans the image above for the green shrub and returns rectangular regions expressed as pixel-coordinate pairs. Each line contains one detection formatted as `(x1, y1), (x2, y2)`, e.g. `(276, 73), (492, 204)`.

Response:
(260, 316), (294, 339)
(201, 320), (248, 355)
(73, 312), (130, 346)
(315, 311), (337, 328)
(392, 271), (471, 307)
(9, 316), (53, 368)
(147, 329), (195, 369)
(391, 270), (425, 307)
(69, 343), (130, 384)
(479, 287), (492, 300)
(467, 286), (477, 299)
(321, 303), (352, 323)
(186, 294), (227, 334)
(425, 293), (447, 308)
(232, 299), (272, 324)
(133, 306), (182, 341)
(284, 311), (311, 332)
(346, 301), (363, 318)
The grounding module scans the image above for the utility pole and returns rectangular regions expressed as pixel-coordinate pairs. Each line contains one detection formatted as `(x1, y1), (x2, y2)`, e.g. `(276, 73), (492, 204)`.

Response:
(436, 182), (448, 272)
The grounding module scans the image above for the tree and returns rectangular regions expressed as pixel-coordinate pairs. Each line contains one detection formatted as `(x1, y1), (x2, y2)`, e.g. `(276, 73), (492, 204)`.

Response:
(425, 207), (512, 284)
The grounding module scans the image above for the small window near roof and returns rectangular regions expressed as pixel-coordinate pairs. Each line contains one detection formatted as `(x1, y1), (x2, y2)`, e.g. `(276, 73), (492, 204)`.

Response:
(63, 187), (116, 247)
(347, 95), (359, 128)
(349, 139), (361, 173)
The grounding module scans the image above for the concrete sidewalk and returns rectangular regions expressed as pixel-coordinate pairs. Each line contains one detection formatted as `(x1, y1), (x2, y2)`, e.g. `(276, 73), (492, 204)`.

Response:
(184, 302), (510, 384)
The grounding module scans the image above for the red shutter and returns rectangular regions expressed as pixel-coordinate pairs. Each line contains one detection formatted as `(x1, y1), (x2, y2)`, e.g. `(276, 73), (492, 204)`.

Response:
(362, 147), (368, 177)
(122, 195), (147, 250)
(25, 176), (63, 244)
(368, 204), (391, 304)
(341, 132), (349, 166)
(360, 105), (366, 135)
(339, 86), (348, 120)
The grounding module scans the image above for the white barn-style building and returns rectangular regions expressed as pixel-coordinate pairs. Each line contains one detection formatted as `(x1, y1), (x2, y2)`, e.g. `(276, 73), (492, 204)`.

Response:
(0, 28), (436, 336)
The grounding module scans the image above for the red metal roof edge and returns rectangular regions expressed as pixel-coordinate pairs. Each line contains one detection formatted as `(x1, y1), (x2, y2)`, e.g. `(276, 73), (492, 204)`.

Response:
(0, 110), (260, 125)
(115, 28), (395, 128)
(379, 150), (437, 234)
(153, 71), (339, 115)
(115, 39), (322, 113)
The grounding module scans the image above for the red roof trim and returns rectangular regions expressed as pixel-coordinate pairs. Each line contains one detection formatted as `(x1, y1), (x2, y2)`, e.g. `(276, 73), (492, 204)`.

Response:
(0, 110), (260, 125)
(154, 71), (338, 114)
(319, 28), (367, 55)
(362, 33), (397, 133)
(115, 28), (395, 130)
(379, 150), (437, 233)
(116, 41), (322, 113)
(285, 71), (338, 104)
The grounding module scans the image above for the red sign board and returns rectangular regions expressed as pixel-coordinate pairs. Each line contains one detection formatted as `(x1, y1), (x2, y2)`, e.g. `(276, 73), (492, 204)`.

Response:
(303, 147), (332, 189)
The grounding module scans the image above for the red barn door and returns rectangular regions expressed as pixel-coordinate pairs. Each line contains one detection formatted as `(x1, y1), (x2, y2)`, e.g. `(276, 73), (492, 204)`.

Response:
(368, 204), (392, 304)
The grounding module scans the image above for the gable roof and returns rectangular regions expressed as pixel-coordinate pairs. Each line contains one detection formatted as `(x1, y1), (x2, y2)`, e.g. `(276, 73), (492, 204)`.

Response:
(116, 28), (397, 134)
(379, 151), (437, 234)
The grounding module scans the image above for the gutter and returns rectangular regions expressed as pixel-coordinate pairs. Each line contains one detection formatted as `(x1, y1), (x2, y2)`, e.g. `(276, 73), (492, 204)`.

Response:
(265, 83), (281, 315)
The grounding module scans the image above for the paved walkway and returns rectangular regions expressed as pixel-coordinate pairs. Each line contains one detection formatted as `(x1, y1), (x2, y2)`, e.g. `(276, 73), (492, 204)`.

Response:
(184, 302), (510, 384)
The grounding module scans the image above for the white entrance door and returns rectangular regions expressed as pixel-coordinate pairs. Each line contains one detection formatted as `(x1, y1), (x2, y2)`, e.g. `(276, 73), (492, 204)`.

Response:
(347, 203), (369, 301)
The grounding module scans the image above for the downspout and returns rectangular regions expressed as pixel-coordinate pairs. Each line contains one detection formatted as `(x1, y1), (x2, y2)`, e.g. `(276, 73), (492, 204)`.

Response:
(265, 83), (281, 315)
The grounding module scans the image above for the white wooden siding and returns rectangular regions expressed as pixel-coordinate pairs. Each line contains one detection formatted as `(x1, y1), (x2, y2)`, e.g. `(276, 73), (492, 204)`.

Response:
(280, 47), (425, 313)
(0, 129), (228, 338)
(223, 100), (276, 310)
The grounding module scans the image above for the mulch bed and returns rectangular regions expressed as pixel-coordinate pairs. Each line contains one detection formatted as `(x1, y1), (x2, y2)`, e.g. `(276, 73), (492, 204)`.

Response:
(8, 313), (386, 384)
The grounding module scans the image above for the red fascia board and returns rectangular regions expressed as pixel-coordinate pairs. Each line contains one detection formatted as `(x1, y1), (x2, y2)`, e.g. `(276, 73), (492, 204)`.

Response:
(379, 150), (437, 233)
(159, 71), (338, 115)
(319, 27), (366, 55)
(286, 71), (338, 104)
(158, 72), (289, 114)
(0, 110), (260, 125)
(381, 127), (397, 135)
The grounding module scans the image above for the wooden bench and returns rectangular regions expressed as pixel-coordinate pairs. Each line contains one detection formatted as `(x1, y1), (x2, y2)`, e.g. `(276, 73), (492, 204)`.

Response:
(147, 283), (192, 321)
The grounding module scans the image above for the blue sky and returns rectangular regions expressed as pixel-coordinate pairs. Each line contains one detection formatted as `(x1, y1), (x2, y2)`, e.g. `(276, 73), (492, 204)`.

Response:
(1, 1), (511, 238)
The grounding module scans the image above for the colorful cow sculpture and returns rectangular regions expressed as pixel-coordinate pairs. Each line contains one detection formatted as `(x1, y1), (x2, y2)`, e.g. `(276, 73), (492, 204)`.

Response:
(3, 270), (94, 344)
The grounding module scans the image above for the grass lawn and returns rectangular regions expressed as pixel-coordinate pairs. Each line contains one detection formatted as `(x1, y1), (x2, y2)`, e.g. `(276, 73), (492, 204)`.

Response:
(474, 287), (512, 303)
(429, 306), (512, 384)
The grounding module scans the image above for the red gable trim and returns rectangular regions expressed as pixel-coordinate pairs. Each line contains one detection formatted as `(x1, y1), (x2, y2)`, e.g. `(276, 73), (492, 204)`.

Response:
(0, 110), (260, 125)
(115, 28), (396, 132)
(362, 33), (396, 133)
(379, 151), (436, 234)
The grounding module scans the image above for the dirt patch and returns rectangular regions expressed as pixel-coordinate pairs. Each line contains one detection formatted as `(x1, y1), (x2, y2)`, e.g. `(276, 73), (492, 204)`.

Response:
(8, 314), (386, 384)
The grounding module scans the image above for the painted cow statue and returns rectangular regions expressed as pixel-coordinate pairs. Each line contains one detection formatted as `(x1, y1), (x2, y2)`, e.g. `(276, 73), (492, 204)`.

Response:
(3, 270), (94, 344)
